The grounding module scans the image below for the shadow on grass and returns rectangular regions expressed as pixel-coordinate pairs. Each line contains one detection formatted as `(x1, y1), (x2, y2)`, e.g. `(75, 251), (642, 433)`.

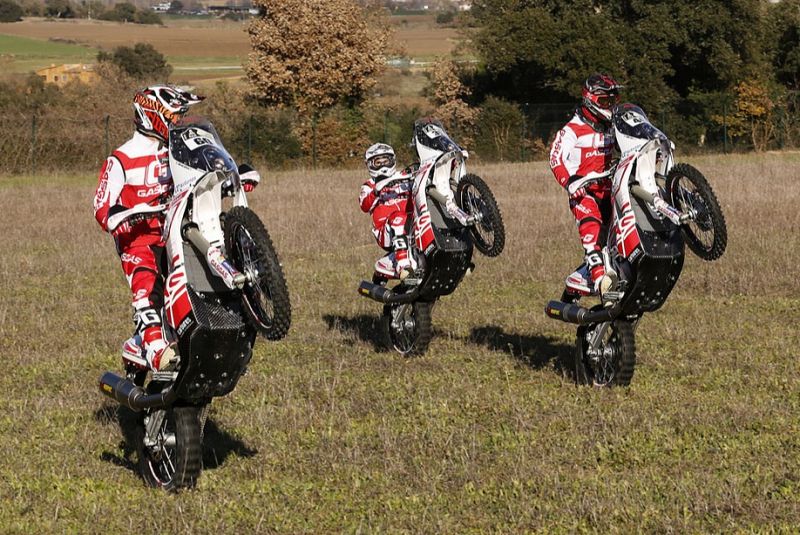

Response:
(322, 313), (387, 352)
(94, 403), (257, 473)
(467, 325), (574, 376)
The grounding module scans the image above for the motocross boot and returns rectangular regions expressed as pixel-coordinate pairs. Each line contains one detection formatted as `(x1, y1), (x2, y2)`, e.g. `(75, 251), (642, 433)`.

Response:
(565, 251), (613, 297)
(121, 307), (176, 372)
(374, 237), (414, 280)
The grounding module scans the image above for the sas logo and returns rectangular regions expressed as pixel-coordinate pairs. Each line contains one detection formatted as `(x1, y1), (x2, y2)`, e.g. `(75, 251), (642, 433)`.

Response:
(121, 253), (143, 265)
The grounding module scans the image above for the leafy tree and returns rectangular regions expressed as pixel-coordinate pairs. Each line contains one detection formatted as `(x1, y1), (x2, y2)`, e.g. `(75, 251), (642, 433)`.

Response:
(98, 1), (136, 22)
(475, 96), (524, 161)
(0, 0), (22, 22)
(44, 0), (73, 18)
(245, 0), (389, 115)
(97, 43), (172, 81)
(466, 0), (770, 145)
(712, 79), (776, 151)
(764, 0), (800, 90)
(168, 0), (183, 13)
(134, 8), (162, 24)
(428, 57), (478, 146)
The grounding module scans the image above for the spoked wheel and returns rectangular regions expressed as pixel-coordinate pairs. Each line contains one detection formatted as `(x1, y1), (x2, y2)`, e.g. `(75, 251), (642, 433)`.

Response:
(137, 404), (203, 492)
(224, 206), (291, 340)
(666, 164), (727, 261)
(456, 174), (505, 257)
(575, 319), (636, 387)
(382, 301), (433, 357)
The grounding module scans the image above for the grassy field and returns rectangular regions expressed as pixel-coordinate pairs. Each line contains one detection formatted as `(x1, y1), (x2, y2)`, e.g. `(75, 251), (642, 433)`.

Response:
(0, 33), (96, 72)
(0, 15), (459, 82)
(1, 153), (798, 532)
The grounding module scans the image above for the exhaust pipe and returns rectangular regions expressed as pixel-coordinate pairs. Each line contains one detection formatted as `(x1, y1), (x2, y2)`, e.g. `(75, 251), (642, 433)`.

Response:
(544, 300), (620, 325)
(358, 281), (419, 304)
(98, 372), (177, 412)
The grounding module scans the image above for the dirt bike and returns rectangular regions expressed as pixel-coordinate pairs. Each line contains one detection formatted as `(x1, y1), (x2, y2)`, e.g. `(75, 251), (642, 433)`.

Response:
(358, 118), (505, 356)
(545, 103), (727, 386)
(98, 117), (291, 491)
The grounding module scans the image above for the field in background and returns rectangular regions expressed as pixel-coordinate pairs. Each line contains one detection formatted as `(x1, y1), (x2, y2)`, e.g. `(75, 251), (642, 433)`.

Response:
(0, 14), (459, 84)
(1, 154), (798, 531)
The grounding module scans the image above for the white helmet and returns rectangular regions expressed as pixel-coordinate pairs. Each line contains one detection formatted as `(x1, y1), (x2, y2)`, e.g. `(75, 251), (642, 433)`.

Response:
(365, 143), (396, 179)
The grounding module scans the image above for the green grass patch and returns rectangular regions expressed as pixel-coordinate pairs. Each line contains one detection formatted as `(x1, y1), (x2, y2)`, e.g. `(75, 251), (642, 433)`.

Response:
(0, 33), (97, 72)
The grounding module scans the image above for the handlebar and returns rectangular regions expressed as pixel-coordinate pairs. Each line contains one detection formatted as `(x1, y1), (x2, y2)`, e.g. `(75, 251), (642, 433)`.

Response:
(566, 170), (614, 196)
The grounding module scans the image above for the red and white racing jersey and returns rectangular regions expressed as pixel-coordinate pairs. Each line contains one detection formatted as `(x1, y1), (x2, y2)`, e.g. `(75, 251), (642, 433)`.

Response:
(359, 168), (414, 214)
(93, 132), (171, 246)
(549, 112), (616, 191)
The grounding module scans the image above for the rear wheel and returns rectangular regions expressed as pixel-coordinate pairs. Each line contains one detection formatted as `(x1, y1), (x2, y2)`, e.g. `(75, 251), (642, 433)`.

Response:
(138, 404), (203, 492)
(666, 164), (727, 261)
(382, 301), (433, 357)
(224, 206), (291, 340)
(456, 174), (505, 257)
(575, 320), (636, 387)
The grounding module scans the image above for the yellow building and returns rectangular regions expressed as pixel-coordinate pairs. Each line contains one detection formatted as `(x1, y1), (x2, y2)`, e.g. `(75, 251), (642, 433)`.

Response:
(36, 64), (99, 87)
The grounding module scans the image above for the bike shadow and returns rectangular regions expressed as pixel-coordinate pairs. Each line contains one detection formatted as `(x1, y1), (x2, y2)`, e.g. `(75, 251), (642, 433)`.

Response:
(466, 325), (574, 377)
(322, 313), (387, 352)
(94, 403), (257, 473)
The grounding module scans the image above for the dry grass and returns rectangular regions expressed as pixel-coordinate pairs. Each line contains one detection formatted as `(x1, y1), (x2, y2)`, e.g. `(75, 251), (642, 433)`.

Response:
(0, 153), (798, 532)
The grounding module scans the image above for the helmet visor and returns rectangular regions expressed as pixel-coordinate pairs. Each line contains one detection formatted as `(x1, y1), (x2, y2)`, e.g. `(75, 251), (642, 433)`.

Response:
(367, 154), (395, 171)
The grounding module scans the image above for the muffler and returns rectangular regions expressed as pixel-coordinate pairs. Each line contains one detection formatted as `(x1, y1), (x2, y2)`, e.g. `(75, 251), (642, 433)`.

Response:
(98, 372), (176, 412)
(544, 300), (620, 325)
(358, 281), (418, 304)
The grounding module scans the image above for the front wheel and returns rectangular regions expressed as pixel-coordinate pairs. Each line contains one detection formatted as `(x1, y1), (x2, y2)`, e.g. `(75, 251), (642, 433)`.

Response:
(382, 301), (433, 357)
(224, 206), (291, 340)
(456, 174), (505, 257)
(666, 164), (727, 261)
(575, 319), (636, 387)
(138, 404), (203, 492)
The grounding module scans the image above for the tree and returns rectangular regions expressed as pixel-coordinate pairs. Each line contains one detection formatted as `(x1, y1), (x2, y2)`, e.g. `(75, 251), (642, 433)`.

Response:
(245, 0), (389, 115)
(168, 0), (183, 13)
(98, 1), (135, 22)
(428, 57), (478, 146)
(712, 79), (776, 152)
(764, 0), (800, 90)
(97, 43), (172, 81)
(466, 0), (770, 145)
(0, 0), (22, 22)
(475, 96), (524, 161)
(44, 0), (73, 18)
(134, 8), (162, 24)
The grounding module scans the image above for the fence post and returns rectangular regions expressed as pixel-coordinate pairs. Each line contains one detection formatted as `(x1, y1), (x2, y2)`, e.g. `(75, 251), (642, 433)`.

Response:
(30, 114), (37, 175)
(722, 101), (728, 154)
(383, 108), (389, 144)
(104, 115), (110, 157)
(521, 102), (529, 161)
(247, 114), (253, 164)
(311, 112), (318, 169)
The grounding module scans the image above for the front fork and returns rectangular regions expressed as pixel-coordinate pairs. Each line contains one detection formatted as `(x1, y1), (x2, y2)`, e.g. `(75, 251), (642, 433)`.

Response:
(183, 225), (248, 289)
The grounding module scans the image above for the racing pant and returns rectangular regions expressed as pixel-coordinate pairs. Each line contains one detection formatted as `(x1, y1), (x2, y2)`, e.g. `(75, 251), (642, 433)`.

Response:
(372, 200), (411, 250)
(116, 232), (168, 350)
(569, 188), (611, 255)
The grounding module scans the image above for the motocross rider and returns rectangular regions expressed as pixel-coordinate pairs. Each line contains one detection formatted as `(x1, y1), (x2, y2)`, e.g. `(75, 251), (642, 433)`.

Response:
(549, 73), (621, 298)
(359, 143), (416, 280)
(92, 85), (260, 373)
